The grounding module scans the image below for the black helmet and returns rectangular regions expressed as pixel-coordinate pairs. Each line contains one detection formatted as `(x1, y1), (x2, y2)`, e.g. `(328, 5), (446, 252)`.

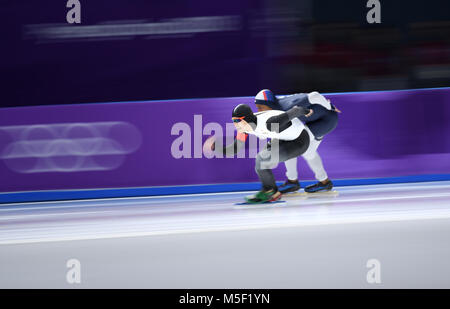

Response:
(232, 104), (257, 124)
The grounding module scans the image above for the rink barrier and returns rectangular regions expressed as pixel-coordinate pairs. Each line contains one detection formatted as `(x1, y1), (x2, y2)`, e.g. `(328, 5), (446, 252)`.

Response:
(1, 173), (450, 204)
(1, 87), (450, 202)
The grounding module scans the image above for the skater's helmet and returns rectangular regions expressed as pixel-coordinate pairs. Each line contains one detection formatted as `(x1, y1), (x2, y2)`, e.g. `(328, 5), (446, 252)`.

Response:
(254, 89), (278, 109)
(232, 104), (257, 124)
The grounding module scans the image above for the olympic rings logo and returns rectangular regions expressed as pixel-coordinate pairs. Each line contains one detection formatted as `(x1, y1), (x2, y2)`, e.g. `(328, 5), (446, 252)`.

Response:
(0, 122), (142, 173)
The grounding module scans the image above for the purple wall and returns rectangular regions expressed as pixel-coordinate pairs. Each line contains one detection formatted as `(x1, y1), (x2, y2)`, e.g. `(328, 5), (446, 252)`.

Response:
(1, 0), (269, 107)
(1, 88), (450, 193)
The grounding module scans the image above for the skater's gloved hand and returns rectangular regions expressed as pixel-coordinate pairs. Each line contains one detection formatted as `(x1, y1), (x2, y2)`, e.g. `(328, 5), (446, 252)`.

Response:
(305, 109), (313, 117)
(203, 136), (216, 156)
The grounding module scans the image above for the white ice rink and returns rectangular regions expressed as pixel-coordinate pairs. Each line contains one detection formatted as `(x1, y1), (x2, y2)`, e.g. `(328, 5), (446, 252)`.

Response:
(1, 181), (450, 288)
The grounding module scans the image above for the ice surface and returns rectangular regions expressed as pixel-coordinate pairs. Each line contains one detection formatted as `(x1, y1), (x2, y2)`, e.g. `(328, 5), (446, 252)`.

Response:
(1, 181), (450, 288)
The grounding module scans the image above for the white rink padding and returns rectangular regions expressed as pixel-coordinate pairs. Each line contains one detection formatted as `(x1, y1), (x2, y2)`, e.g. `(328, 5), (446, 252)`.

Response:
(1, 181), (450, 288)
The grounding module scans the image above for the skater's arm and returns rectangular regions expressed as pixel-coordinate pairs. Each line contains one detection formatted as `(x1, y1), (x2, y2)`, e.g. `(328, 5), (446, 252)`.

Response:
(266, 106), (310, 132)
(213, 132), (248, 156)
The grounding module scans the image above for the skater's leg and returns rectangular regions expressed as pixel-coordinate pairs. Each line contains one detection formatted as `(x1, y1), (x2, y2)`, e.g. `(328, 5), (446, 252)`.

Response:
(304, 151), (328, 182)
(302, 136), (328, 182)
(302, 146), (333, 192)
(255, 147), (279, 191)
(284, 157), (298, 181)
(301, 130), (333, 192)
(278, 157), (301, 193)
(245, 147), (284, 203)
(255, 130), (310, 192)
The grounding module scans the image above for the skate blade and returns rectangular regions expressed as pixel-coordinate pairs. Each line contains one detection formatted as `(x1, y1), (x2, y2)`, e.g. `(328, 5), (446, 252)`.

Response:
(283, 190), (339, 198)
(233, 200), (287, 208)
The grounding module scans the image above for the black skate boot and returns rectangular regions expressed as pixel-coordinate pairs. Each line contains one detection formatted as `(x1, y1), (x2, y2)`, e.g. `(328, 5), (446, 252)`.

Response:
(278, 179), (301, 194)
(304, 180), (333, 193)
